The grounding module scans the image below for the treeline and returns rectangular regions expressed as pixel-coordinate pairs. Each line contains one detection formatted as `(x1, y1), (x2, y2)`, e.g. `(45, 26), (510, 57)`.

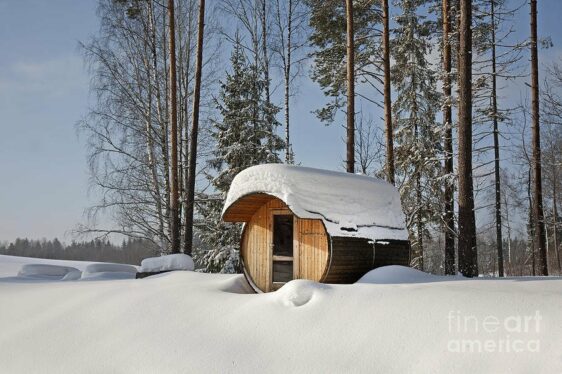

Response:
(0, 238), (158, 265)
(78, 0), (562, 276)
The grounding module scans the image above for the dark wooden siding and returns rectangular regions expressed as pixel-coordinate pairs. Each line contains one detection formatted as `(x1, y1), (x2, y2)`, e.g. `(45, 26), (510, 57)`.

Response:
(373, 240), (411, 268)
(323, 238), (410, 284)
(322, 238), (373, 283)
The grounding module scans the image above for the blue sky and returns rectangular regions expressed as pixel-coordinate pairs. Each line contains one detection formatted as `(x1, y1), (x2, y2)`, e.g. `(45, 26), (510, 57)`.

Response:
(0, 0), (561, 243)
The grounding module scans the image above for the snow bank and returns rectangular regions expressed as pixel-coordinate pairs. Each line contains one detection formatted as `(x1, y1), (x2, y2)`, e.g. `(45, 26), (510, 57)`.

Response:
(82, 263), (137, 275)
(0, 255), (139, 282)
(223, 164), (409, 241)
(81, 263), (138, 280)
(80, 271), (136, 281)
(357, 265), (465, 284)
(271, 279), (330, 307)
(1, 256), (561, 373)
(0, 255), (96, 277)
(17, 264), (80, 280)
(61, 270), (82, 281)
(140, 254), (194, 272)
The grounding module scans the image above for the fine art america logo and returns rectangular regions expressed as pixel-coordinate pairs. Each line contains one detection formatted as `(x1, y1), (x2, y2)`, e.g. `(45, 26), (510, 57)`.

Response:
(447, 310), (542, 353)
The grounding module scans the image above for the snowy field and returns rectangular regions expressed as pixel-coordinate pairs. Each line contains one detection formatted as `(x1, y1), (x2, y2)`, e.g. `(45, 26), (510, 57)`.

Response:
(0, 255), (561, 373)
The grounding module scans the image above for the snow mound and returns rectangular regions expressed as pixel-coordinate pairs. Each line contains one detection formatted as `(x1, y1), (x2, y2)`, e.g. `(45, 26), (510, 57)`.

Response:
(223, 164), (408, 241)
(81, 263), (137, 280)
(61, 270), (82, 281)
(80, 271), (136, 281)
(273, 279), (329, 307)
(1, 255), (561, 373)
(17, 264), (81, 280)
(0, 255), (101, 278)
(357, 265), (464, 284)
(217, 275), (255, 294)
(83, 263), (137, 275)
(140, 254), (194, 273)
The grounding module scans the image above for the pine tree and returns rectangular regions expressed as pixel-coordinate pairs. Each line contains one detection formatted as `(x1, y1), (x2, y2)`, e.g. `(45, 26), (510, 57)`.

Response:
(307, 0), (380, 124)
(183, 0), (206, 256)
(168, 0), (180, 254)
(457, 0), (478, 277)
(382, 0), (395, 184)
(345, 0), (355, 173)
(529, 0), (548, 275)
(196, 40), (284, 273)
(391, 0), (441, 271)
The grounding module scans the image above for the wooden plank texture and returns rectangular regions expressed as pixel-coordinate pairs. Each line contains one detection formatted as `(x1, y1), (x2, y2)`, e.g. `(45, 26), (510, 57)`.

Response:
(238, 194), (409, 292)
(241, 197), (330, 292)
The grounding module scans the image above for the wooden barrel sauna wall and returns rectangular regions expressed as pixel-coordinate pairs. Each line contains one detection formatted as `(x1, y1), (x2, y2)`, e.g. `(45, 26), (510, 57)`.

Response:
(225, 193), (411, 293)
(240, 197), (329, 292)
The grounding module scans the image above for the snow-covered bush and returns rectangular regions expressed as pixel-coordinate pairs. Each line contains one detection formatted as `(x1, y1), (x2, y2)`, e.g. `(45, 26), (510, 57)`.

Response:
(196, 244), (240, 274)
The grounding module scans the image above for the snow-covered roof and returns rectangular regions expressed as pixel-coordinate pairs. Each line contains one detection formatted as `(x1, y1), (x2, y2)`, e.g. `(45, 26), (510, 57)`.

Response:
(222, 164), (408, 241)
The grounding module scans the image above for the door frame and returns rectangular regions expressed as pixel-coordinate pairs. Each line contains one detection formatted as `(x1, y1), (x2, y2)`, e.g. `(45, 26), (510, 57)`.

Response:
(269, 208), (298, 290)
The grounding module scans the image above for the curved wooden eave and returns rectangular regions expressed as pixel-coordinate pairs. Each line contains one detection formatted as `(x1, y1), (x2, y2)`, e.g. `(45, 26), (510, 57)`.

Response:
(222, 193), (278, 222)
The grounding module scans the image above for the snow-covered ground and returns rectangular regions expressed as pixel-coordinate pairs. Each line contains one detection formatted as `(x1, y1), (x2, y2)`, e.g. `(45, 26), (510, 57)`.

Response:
(0, 255), (561, 373)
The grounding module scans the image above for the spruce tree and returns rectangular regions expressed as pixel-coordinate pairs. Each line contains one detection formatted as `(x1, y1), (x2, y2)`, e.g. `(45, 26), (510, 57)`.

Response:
(196, 40), (284, 273)
(392, 0), (441, 270)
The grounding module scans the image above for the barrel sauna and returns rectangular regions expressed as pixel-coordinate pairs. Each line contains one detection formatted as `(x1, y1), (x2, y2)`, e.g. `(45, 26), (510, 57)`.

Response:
(222, 164), (411, 293)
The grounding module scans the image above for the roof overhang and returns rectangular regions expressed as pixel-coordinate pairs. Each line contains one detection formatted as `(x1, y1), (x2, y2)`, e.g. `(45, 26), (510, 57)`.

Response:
(222, 193), (280, 222)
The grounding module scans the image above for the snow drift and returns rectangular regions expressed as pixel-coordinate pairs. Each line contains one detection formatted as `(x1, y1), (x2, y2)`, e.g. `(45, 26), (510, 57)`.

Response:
(80, 263), (137, 280)
(17, 264), (80, 280)
(1, 255), (561, 373)
(357, 265), (465, 284)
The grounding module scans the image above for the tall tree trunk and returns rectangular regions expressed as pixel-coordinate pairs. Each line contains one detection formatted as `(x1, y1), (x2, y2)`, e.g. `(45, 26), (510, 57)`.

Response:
(168, 0), (180, 253)
(503, 191), (512, 274)
(530, 0), (548, 275)
(150, 0), (171, 247)
(261, 0), (270, 106)
(528, 169), (536, 276)
(457, 0), (478, 277)
(442, 0), (456, 275)
(490, 0), (504, 277)
(163, 5), (172, 243)
(553, 190), (560, 273)
(551, 161), (560, 272)
(345, 0), (355, 173)
(176, 0), (185, 236)
(143, 20), (165, 250)
(182, 9), (194, 253)
(146, 0), (166, 251)
(284, 0), (293, 164)
(382, 0), (394, 184)
(184, 0), (205, 256)
(260, 0), (275, 156)
(416, 171), (423, 271)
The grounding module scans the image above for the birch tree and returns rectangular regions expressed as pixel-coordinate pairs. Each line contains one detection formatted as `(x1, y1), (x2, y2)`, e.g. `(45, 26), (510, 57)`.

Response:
(79, 0), (218, 253)
(271, 0), (309, 163)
